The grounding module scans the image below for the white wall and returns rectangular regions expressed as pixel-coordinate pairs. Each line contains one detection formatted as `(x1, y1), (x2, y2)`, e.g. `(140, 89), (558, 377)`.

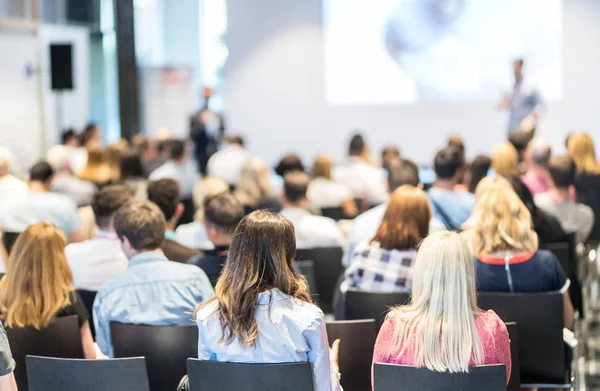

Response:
(226, 0), (600, 165)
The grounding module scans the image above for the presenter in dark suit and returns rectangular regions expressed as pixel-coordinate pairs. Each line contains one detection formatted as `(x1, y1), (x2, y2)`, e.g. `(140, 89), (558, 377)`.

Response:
(190, 88), (225, 174)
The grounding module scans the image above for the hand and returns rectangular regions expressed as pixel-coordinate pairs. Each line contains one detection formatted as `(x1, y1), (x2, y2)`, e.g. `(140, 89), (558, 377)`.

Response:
(330, 339), (341, 375)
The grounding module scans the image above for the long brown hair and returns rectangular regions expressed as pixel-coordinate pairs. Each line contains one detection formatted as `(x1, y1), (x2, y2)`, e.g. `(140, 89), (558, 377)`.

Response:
(311, 155), (332, 180)
(0, 222), (75, 329)
(78, 147), (112, 184)
(197, 211), (311, 347)
(371, 185), (431, 251)
(568, 132), (600, 175)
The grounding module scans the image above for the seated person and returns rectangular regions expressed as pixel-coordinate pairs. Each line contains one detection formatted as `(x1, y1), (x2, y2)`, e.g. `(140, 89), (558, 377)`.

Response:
(280, 171), (344, 249)
(46, 145), (96, 206)
(206, 136), (249, 186)
(373, 231), (511, 383)
(188, 193), (245, 286)
(147, 179), (201, 263)
(462, 177), (574, 329)
(0, 223), (96, 359)
(66, 185), (134, 291)
(235, 157), (283, 213)
(93, 201), (214, 357)
(196, 211), (342, 391)
(521, 138), (552, 194)
(308, 155), (357, 217)
(343, 185), (431, 293)
(535, 156), (594, 244)
(0, 146), (27, 199)
(149, 139), (200, 199)
(0, 321), (17, 391)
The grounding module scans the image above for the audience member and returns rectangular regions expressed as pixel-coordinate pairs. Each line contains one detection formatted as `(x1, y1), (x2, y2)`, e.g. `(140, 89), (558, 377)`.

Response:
(491, 142), (520, 177)
(66, 185), (134, 291)
(0, 161), (83, 242)
(332, 134), (388, 206)
(46, 145), (96, 206)
(0, 321), (17, 391)
(62, 129), (79, 148)
(188, 193), (244, 286)
(462, 177), (574, 328)
(467, 155), (491, 193)
(206, 135), (249, 185)
(373, 231), (511, 382)
(447, 136), (468, 192)
(342, 185), (431, 293)
(0, 146), (26, 199)
(274, 153), (305, 177)
(381, 145), (401, 173)
(521, 138), (552, 194)
(147, 179), (200, 263)
(307, 154), (357, 217)
(120, 151), (148, 200)
(428, 147), (475, 229)
(196, 211), (342, 391)
(0, 223), (96, 359)
(78, 147), (113, 186)
(80, 123), (103, 150)
(105, 144), (124, 182)
(149, 139), (200, 199)
(132, 134), (164, 176)
(508, 130), (533, 166)
(235, 157), (283, 213)
(93, 200), (214, 357)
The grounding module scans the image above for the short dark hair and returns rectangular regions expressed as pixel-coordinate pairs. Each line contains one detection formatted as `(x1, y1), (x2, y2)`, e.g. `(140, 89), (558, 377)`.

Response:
(79, 123), (99, 147)
(283, 171), (310, 204)
(204, 192), (245, 234)
(433, 147), (462, 179)
(92, 185), (135, 229)
(62, 129), (77, 145)
(348, 134), (365, 156)
(227, 135), (244, 147)
(514, 58), (524, 66)
(120, 151), (145, 180)
(114, 200), (165, 251)
(509, 130), (532, 152)
(29, 161), (54, 182)
(167, 139), (185, 161)
(548, 156), (576, 189)
(468, 155), (492, 193)
(275, 154), (304, 177)
(388, 158), (419, 190)
(147, 179), (181, 221)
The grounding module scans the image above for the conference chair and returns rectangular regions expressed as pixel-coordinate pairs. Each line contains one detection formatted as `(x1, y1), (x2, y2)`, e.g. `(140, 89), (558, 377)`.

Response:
(478, 292), (569, 387)
(320, 207), (346, 221)
(326, 320), (376, 391)
(186, 359), (314, 391)
(111, 323), (198, 391)
(295, 259), (319, 301)
(373, 363), (506, 391)
(26, 356), (150, 391)
(296, 247), (345, 313)
(2, 231), (19, 254)
(76, 289), (97, 337)
(179, 197), (195, 226)
(505, 322), (521, 391)
(5, 315), (84, 391)
(345, 289), (411, 332)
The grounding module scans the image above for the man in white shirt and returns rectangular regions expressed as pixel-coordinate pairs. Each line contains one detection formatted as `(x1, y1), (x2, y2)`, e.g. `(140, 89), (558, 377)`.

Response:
(66, 185), (134, 291)
(149, 139), (200, 198)
(206, 136), (249, 186)
(0, 146), (27, 199)
(46, 145), (96, 206)
(280, 171), (344, 249)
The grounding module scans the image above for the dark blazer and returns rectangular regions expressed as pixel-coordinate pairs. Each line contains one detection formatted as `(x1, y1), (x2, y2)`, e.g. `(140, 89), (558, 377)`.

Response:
(162, 239), (201, 263)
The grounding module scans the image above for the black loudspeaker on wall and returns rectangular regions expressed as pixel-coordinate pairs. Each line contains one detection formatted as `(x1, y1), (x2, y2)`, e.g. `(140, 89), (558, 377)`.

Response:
(49, 44), (74, 90)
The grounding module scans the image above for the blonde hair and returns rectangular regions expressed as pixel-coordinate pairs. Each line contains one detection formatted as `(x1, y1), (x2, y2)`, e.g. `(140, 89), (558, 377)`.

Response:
(568, 132), (600, 175)
(388, 231), (483, 373)
(311, 155), (332, 180)
(0, 222), (75, 329)
(192, 177), (230, 221)
(491, 142), (519, 177)
(235, 157), (274, 207)
(78, 147), (112, 184)
(465, 176), (538, 256)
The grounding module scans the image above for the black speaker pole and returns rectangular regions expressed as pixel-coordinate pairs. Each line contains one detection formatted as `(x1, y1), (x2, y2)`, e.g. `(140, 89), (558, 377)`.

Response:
(55, 90), (64, 141)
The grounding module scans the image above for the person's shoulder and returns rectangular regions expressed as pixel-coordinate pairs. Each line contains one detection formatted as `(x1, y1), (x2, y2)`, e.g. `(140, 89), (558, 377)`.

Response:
(195, 299), (220, 323)
(577, 202), (595, 219)
(44, 192), (78, 210)
(530, 249), (559, 269)
(65, 239), (92, 257)
(476, 310), (508, 337)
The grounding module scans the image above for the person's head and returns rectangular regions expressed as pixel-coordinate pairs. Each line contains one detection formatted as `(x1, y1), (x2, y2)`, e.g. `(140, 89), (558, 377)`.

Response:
(0, 222), (73, 328)
(447, 136), (465, 156)
(147, 179), (183, 228)
(167, 139), (186, 163)
(311, 154), (333, 180)
(348, 133), (366, 157)
(567, 132), (600, 175)
(92, 185), (135, 231)
(548, 156), (576, 190)
(113, 200), (166, 258)
(226, 135), (245, 147)
(388, 231), (483, 372)
(198, 211), (310, 347)
(79, 147), (112, 184)
(387, 158), (420, 190)
(119, 151), (145, 180)
(204, 192), (245, 246)
(62, 129), (79, 147)
(235, 157), (274, 207)
(80, 123), (102, 150)
(525, 138), (551, 169)
(468, 155), (491, 193)
(132, 134), (158, 163)
(274, 154), (304, 177)
(0, 146), (14, 177)
(491, 142), (519, 177)
(283, 171), (310, 208)
(381, 145), (401, 172)
(29, 161), (54, 189)
(514, 58), (524, 79)
(372, 185), (430, 251)
(508, 130), (532, 163)
(433, 146), (463, 182)
(105, 144), (123, 180)
(192, 177), (230, 215)
(46, 145), (72, 173)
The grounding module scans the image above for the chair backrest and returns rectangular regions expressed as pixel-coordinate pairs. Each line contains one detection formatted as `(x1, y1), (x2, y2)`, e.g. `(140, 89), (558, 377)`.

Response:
(505, 322), (520, 391)
(6, 315), (84, 391)
(186, 359), (314, 391)
(345, 289), (411, 332)
(295, 260), (319, 301)
(296, 247), (344, 313)
(373, 363), (506, 391)
(111, 323), (198, 391)
(26, 356), (150, 391)
(76, 289), (97, 337)
(478, 292), (565, 384)
(2, 232), (20, 254)
(326, 320), (376, 391)
(321, 207), (346, 221)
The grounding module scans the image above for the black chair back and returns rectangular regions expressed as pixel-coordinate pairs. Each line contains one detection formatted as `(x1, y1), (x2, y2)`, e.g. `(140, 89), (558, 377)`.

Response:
(186, 359), (314, 391)
(478, 292), (566, 385)
(373, 363), (506, 391)
(2, 232), (20, 254)
(296, 247), (344, 313)
(504, 322), (520, 391)
(111, 323), (198, 391)
(6, 315), (83, 391)
(26, 356), (150, 391)
(76, 290), (97, 337)
(321, 207), (346, 221)
(326, 320), (376, 391)
(345, 289), (411, 332)
(296, 260), (319, 301)
(178, 197), (195, 226)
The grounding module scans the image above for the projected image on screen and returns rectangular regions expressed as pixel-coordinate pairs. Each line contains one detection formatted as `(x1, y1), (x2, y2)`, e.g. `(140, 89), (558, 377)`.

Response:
(324, 0), (562, 105)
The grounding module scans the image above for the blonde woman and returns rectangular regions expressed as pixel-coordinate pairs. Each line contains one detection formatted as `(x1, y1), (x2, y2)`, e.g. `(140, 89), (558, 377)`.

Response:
(0, 222), (97, 359)
(78, 147), (112, 186)
(491, 142), (520, 178)
(463, 177), (574, 329)
(373, 231), (511, 383)
(308, 155), (357, 217)
(235, 157), (282, 213)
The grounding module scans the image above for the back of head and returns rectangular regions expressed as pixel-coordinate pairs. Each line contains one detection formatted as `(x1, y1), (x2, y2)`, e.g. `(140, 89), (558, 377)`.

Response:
(119, 151), (145, 180)
(387, 158), (419, 190)
(46, 145), (71, 172)
(508, 130), (532, 161)
(548, 156), (575, 189)
(433, 146), (462, 180)
(114, 200), (165, 251)
(447, 136), (465, 156)
(468, 155), (492, 193)
(372, 185), (431, 251)
(147, 178), (181, 221)
(381, 145), (401, 171)
(0, 222), (73, 328)
(80, 148), (111, 184)
(236, 157), (273, 207)
(93, 185), (135, 229)
(348, 133), (365, 157)
(193, 177), (230, 211)
(283, 171), (310, 204)
(0, 146), (14, 175)
(62, 129), (78, 146)
(389, 231), (483, 373)
(275, 154), (304, 177)
(167, 139), (186, 161)
(567, 132), (600, 175)
(311, 155), (332, 180)
(80, 123), (100, 149)
(226, 135), (245, 147)
(527, 138), (551, 168)
(204, 192), (245, 234)
(29, 161), (54, 183)
(491, 142), (519, 177)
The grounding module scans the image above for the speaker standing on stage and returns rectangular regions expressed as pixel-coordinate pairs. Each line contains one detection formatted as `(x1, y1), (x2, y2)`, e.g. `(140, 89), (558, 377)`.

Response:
(190, 88), (225, 174)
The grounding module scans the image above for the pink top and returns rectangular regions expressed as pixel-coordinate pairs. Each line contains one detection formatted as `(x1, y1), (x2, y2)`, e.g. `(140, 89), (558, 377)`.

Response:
(372, 310), (511, 385)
